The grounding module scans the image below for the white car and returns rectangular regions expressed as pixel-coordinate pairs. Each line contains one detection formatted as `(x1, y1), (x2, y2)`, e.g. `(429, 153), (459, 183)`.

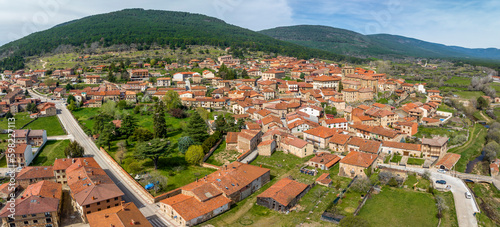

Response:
(437, 169), (447, 173)
(465, 191), (472, 199)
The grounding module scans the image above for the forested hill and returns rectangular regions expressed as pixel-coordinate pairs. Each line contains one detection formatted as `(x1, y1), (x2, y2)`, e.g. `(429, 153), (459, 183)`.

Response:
(259, 25), (500, 61)
(0, 9), (363, 65)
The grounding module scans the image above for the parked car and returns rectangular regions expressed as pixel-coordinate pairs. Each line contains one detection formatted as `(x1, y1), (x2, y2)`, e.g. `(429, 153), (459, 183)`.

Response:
(437, 169), (447, 173)
(465, 191), (472, 199)
(436, 180), (447, 184)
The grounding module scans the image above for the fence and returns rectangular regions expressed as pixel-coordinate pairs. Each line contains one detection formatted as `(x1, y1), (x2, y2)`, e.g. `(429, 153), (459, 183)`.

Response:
(353, 186), (375, 216)
(321, 176), (358, 223)
(202, 137), (224, 162)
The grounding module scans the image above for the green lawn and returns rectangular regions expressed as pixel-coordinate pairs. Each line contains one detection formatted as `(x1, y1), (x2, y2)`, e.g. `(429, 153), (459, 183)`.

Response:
(357, 187), (439, 227)
(391, 155), (402, 163)
(403, 174), (430, 189)
(449, 124), (487, 172)
(0, 112), (33, 130)
(444, 77), (471, 85)
(437, 191), (459, 227)
(0, 155), (7, 168)
(490, 84), (500, 93)
(407, 158), (425, 166)
(31, 140), (71, 166)
(25, 116), (66, 136)
(454, 91), (485, 99)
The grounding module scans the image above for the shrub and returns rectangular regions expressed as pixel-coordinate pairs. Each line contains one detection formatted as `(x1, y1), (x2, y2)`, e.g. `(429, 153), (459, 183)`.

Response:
(169, 108), (186, 118)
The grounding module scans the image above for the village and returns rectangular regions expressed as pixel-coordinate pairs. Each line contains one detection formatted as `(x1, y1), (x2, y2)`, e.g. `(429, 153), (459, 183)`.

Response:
(0, 52), (499, 227)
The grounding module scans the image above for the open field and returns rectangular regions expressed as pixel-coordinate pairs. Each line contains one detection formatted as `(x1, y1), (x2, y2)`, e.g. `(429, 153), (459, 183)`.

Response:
(454, 91), (485, 99)
(32, 140), (71, 166)
(25, 116), (66, 136)
(0, 112), (32, 130)
(449, 124), (487, 172)
(437, 104), (457, 113)
(357, 187), (439, 227)
(444, 77), (471, 85)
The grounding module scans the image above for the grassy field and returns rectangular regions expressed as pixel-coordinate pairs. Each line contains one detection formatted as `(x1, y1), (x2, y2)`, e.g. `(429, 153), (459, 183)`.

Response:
(0, 155), (7, 168)
(437, 191), (459, 227)
(357, 187), (439, 227)
(454, 91), (485, 99)
(25, 116), (66, 136)
(391, 155), (402, 163)
(471, 183), (500, 227)
(437, 104), (457, 113)
(490, 84), (500, 92)
(31, 140), (71, 166)
(403, 173), (430, 189)
(0, 112), (32, 130)
(414, 126), (467, 145)
(449, 124), (487, 172)
(444, 77), (471, 85)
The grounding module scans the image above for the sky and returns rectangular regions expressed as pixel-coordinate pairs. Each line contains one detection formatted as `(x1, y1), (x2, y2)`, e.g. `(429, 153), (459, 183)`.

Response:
(0, 0), (498, 48)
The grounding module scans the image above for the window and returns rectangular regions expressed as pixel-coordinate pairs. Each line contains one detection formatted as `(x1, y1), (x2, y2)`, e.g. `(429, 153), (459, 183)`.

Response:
(98, 209), (101, 211)
(107, 206), (110, 208)
(86, 211), (91, 214)
(107, 199), (110, 203)
(24, 221), (29, 225)
(22, 215), (27, 218)
(33, 220), (38, 224)
(115, 197), (119, 201)
(86, 205), (90, 208)
(115, 203), (119, 206)
(97, 202), (100, 205)
(32, 214), (36, 217)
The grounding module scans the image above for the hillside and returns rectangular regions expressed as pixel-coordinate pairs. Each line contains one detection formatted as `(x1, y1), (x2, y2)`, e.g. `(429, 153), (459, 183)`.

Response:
(0, 9), (363, 70)
(259, 25), (500, 61)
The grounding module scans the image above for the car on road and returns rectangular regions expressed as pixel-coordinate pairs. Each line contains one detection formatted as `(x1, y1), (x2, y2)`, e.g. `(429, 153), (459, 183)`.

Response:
(465, 191), (472, 199)
(436, 180), (447, 184)
(437, 169), (447, 173)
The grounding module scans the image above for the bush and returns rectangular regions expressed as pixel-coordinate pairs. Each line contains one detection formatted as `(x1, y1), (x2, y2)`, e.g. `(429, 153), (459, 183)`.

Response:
(169, 108), (186, 118)
(185, 145), (204, 165)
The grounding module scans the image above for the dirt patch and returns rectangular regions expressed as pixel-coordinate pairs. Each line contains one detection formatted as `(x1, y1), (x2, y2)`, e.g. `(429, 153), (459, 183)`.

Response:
(60, 190), (86, 226)
(213, 149), (239, 165)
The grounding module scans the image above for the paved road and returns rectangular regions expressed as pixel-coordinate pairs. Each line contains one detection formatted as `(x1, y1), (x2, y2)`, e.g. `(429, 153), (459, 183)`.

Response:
(29, 90), (173, 227)
(47, 135), (74, 140)
(380, 164), (479, 227)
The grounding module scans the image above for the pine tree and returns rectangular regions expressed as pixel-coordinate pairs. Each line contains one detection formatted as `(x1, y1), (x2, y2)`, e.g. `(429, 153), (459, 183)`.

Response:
(184, 111), (208, 143)
(153, 101), (168, 138)
(338, 81), (343, 92)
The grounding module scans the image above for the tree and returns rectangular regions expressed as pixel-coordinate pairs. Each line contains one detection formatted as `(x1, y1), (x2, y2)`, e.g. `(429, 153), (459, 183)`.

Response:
(5, 112), (13, 119)
(64, 141), (84, 158)
(325, 106), (337, 116)
(153, 101), (168, 138)
(339, 216), (370, 227)
(26, 103), (38, 113)
(120, 115), (138, 136)
(196, 107), (210, 121)
(93, 113), (113, 134)
(241, 69), (249, 79)
(184, 111), (208, 143)
(44, 78), (56, 87)
(67, 94), (76, 104)
(24, 89), (29, 96)
(107, 71), (116, 83)
(101, 101), (117, 117)
(349, 177), (371, 193)
(202, 136), (217, 153)
(338, 81), (343, 92)
(132, 128), (154, 142)
(185, 145), (204, 165)
(135, 138), (170, 170)
(117, 100), (127, 110)
(67, 100), (77, 111)
(65, 83), (73, 90)
(178, 136), (195, 154)
(215, 115), (228, 133)
(162, 90), (182, 111)
(149, 171), (168, 193)
(300, 73), (305, 79)
(97, 122), (115, 150)
(484, 141), (500, 162)
(477, 96), (489, 110)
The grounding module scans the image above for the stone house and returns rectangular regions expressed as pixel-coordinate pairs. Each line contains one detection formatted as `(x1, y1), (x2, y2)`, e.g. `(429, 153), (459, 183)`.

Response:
(280, 136), (315, 158)
(380, 141), (422, 157)
(15, 166), (56, 189)
(328, 134), (351, 153)
(303, 126), (339, 149)
(257, 177), (311, 213)
(306, 152), (341, 170)
(257, 139), (276, 156)
(421, 136), (448, 158)
(237, 130), (262, 152)
(339, 151), (378, 178)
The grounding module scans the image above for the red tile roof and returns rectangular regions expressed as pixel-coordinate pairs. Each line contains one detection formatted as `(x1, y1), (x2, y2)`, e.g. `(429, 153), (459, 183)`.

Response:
(434, 153), (461, 170)
(340, 151), (377, 168)
(257, 178), (309, 207)
(303, 126), (339, 138)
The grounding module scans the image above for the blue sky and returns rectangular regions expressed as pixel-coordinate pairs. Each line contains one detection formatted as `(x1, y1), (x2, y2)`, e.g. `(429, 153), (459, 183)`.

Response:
(0, 0), (498, 48)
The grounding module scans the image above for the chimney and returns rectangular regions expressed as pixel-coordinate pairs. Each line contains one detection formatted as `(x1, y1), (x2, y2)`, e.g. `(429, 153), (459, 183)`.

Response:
(130, 219), (136, 225)
(92, 196), (95, 200)
(121, 201), (125, 210)
(105, 214), (109, 218)
(72, 158), (75, 163)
